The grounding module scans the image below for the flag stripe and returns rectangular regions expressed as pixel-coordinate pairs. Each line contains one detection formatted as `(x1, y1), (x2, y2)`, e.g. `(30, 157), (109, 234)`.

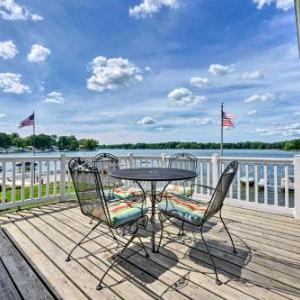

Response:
(19, 113), (34, 128)
(222, 111), (234, 127)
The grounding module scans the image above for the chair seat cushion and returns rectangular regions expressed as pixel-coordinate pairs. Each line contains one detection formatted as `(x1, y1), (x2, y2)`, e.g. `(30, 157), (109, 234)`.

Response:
(91, 201), (148, 228)
(165, 184), (193, 197)
(158, 195), (208, 226)
(113, 187), (143, 200)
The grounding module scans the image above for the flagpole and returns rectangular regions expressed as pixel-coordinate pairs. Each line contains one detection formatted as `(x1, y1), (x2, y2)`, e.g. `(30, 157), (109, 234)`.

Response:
(220, 102), (224, 157)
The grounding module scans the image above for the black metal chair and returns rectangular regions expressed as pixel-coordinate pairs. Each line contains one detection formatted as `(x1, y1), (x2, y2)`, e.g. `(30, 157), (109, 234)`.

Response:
(165, 153), (197, 197)
(92, 153), (142, 201)
(66, 157), (149, 290)
(157, 160), (238, 285)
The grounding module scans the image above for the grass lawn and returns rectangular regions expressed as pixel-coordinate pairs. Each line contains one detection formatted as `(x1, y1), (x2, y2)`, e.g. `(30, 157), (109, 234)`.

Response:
(0, 181), (75, 202)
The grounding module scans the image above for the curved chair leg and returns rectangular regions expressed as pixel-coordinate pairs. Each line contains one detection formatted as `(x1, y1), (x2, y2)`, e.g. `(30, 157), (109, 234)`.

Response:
(200, 226), (222, 285)
(178, 221), (185, 237)
(219, 210), (237, 254)
(66, 221), (101, 262)
(156, 213), (165, 253)
(137, 236), (150, 258)
(97, 230), (137, 290)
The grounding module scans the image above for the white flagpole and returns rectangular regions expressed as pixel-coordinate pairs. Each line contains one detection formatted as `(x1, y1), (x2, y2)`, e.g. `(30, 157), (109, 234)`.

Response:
(220, 102), (224, 157)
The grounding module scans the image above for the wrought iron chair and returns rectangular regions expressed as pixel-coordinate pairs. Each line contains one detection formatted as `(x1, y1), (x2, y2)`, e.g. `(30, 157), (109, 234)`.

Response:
(163, 153), (197, 197)
(92, 153), (142, 201)
(66, 157), (149, 290)
(158, 160), (238, 285)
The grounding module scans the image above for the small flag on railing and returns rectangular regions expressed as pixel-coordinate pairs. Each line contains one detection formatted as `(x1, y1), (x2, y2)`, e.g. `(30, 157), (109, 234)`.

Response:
(19, 112), (35, 129)
(222, 111), (234, 128)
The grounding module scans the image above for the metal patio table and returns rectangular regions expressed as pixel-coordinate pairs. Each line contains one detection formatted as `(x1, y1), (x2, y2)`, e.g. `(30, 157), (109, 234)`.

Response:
(110, 167), (198, 252)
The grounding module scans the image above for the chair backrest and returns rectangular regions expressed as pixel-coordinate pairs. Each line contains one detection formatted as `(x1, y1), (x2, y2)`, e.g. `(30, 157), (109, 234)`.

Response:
(92, 153), (122, 189)
(68, 157), (111, 224)
(204, 160), (238, 221)
(168, 153), (197, 172)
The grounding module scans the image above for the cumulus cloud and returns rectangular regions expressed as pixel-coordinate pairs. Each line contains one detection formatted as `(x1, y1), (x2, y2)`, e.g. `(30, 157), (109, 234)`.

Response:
(44, 91), (65, 104)
(190, 76), (209, 88)
(253, 123), (300, 137)
(138, 117), (156, 125)
(244, 92), (275, 103)
(208, 64), (234, 76)
(0, 40), (18, 59)
(27, 44), (51, 62)
(0, 113), (7, 118)
(87, 56), (143, 92)
(242, 70), (264, 81)
(247, 109), (257, 116)
(0, 73), (31, 94)
(129, 0), (179, 18)
(167, 87), (206, 106)
(0, 0), (43, 21)
(253, 0), (293, 11)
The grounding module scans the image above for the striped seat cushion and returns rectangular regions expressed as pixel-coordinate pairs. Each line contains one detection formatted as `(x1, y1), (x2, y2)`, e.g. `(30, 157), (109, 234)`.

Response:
(91, 201), (148, 228)
(113, 187), (143, 200)
(165, 184), (193, 197)
(159, 195), (208, 226)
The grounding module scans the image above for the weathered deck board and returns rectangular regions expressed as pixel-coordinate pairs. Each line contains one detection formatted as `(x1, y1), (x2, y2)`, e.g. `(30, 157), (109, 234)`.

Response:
(1, 201), (300, 300)
(0, 228), (56, 300)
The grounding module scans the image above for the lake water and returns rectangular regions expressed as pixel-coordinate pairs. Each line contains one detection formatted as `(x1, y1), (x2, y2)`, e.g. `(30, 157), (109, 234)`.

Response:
(1, 148), (300, 158)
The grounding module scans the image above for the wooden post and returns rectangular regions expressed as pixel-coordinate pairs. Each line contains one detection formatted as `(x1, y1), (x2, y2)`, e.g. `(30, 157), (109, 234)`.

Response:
(212, 153), (220, 188)
(294, 155), (300, 218)
(60, 154), (66, 202)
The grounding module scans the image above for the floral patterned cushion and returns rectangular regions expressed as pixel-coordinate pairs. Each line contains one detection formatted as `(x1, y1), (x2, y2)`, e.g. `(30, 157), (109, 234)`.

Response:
(159, 195), (207, 226)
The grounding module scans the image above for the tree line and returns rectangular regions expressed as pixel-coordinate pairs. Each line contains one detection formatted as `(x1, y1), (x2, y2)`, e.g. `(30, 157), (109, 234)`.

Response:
(0, 132), (98, 151)
(99, 140), (300, 151)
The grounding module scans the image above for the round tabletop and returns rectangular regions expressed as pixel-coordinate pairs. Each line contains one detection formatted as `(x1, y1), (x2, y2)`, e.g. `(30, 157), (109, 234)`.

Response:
(110, 167), (197, 182)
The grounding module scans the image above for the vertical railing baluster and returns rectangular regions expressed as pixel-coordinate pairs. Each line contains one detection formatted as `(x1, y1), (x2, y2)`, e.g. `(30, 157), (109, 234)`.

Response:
(245, 164), (249, 201)
(38, 161), (42, 200)
(284, 165), (289, 207)
(254, 164), (258, 203)
(237, 165), (241, 200)
(2, 162), (6, 204)
(54, 161), (57, 196)
(12, 162), (16, 203)
(207, 161), (210, 195)
(21, 162), (25, 202)
(46, 160), (50, 200)
(30, 161), (34, 200)
(200, 161), (203, 194)
(264, 164), (268, 204)
(274, 165), (278, 206)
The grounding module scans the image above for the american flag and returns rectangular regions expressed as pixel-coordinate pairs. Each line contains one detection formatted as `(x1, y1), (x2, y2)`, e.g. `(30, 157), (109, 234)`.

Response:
(19, 113), (35, 128)
(222, 111), (234, 127)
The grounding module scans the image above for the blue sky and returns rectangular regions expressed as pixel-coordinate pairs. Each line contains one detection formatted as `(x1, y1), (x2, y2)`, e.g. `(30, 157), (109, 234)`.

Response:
(0, 0), (299, 144)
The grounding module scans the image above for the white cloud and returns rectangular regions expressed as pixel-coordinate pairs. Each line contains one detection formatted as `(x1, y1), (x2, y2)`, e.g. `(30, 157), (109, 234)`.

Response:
(0, 40), (18, 59)
(27, 44), (51, 62)
(138, 117), (156, 125)
(44, 91), (65, 104)
(167, 87), (206, 106)
(242, 70), (264, 81)
(253, 0), (293, 11)
(190, 76), (209, 88)
(87, 56), (143, 92)
(208, 64), (234, 76)
(0, 73), (31, 94)
(253, 123), (300, 137)
(244, 92), (275, 103)
(0, 0), (43, 21)
(129, 0), (179, 18)
(190, 117), (211, 126)
(0, 113), (7, 118)
(247, 109), (257, 116)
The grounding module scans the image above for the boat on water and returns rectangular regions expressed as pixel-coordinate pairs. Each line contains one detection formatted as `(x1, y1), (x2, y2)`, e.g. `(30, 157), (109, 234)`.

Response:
(281, 176), (294, 191)
(240, 176), (255, 185)
(258, 178), (268, 189)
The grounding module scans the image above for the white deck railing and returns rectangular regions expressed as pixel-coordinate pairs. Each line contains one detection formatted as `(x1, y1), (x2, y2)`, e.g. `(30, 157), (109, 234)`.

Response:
(0, 153), (299, 218)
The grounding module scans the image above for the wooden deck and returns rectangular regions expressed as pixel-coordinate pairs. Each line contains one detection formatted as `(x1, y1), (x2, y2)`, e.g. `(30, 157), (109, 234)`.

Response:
(0, 201), (300, 300)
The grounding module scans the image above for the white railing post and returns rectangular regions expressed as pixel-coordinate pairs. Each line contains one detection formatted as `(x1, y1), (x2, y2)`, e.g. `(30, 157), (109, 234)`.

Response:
(294, 155), (300, 218)
(161, 153), (166, 167)
(60, 154), (66, 201)
(128, 152), (134, 168)
(212, 153), (220, 188)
